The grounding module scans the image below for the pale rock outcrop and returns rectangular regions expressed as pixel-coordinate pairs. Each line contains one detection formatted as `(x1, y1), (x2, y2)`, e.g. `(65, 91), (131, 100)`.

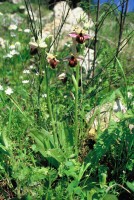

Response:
(9, 0), (23, 4)
(66, 7), (88, 25)
(43, 1), (94, 35)
(86, 98), (128, 132)
(53, 1), (71, 20)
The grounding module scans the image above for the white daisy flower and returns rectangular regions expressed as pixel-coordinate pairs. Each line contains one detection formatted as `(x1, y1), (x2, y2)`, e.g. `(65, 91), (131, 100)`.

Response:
(5, 87), (13, 95)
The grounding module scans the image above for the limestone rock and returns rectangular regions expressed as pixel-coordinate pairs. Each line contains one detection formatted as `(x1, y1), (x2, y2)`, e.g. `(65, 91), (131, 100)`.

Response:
(66, 7), (88, 26)
(9, 0), (23, 4)
(85, 99), (127, 132)
(53, 1), (71, 20)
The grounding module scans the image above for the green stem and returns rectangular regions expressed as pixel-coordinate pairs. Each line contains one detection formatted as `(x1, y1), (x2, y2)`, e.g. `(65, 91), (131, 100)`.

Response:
(74, 65), (79, 155)
(44, 65), (57, 146)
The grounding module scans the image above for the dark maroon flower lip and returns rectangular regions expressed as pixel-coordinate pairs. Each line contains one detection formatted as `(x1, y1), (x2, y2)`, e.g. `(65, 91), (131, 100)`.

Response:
(63, 54), (83, 67)
(49, 58), (58, 69)
(68, 30), (91, 44)
(46, 53), (59, 69)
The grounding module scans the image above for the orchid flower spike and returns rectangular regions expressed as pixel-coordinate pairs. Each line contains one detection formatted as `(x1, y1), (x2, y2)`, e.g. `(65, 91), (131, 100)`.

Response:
(46, 53), (59, 69)
(69, 27), (91, 44)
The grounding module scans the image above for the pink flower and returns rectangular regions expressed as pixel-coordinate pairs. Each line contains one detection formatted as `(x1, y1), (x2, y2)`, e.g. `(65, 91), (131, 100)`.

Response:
(69, 28), (91, 44)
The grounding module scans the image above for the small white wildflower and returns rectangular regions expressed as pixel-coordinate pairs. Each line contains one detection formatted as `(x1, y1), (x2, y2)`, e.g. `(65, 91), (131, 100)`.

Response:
(24, 28), (31, 33)
(22, 80), (29, 84)
(10, 50), (19, 56)
(23, 69), (30, 74)
(9, 45), (15, 50)
(29, 65), (34, 69)
(58, 73), (66, 80)
(0, 12), (3, 16)
(42, 94), (47, 98)
(3, 54), (13, 58)
(36, 72), (39, 76)
(8, 24), (17, 31)
(5, 87), (13, 95)
(0, 85), (3, 91)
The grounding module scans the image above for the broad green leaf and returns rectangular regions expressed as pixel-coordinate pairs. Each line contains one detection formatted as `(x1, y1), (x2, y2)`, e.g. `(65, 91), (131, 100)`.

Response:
(126, 181), (134, 192)
(46, 148), (66, 163)
(103, 194), (118, 200)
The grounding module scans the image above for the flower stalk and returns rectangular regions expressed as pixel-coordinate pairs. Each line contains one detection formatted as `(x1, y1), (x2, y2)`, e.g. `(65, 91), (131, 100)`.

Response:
(45, 55), (58, 146)
(75, 64), (79, 155)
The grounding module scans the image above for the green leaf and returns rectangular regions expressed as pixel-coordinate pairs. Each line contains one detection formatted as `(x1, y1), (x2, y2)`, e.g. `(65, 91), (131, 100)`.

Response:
(87, 188), (98, 200)
(46, 148), (66, 163)
(126, 181), (134, 192)
(67, 180), (79, 194)
(103, 194), (118, 200)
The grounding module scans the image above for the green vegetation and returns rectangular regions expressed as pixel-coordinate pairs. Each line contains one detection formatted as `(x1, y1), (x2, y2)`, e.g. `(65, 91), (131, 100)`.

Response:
(0, 2), (21, 14)
(0, 1), (133, 199)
